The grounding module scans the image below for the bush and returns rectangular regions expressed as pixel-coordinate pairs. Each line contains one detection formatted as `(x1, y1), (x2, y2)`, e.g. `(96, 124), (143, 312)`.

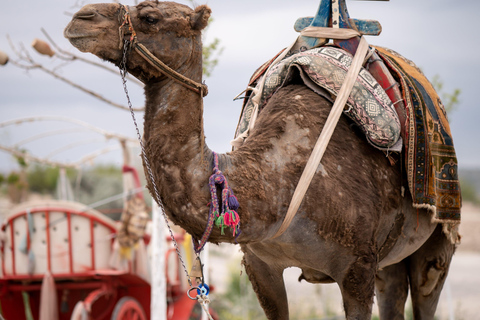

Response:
(27, 165), (61, 194)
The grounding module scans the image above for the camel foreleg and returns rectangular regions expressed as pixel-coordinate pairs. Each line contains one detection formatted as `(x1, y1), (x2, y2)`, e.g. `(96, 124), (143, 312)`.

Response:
(337, 251), (377, 320)
(241, 245), (289, 320)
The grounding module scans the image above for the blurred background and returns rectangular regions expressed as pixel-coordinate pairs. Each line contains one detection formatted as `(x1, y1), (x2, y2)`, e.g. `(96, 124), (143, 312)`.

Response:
(1, 0), (479, 319)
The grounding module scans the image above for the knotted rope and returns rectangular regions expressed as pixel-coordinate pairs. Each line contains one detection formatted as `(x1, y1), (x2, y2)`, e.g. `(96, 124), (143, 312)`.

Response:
(193, 152), (241, 253)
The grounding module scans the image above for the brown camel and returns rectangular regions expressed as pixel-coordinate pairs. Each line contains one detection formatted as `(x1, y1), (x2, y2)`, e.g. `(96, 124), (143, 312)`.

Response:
(65, 2), (457, 319)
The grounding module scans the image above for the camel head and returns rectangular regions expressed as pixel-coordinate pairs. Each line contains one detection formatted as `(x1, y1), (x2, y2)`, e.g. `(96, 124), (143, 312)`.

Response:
(64, 1), (211, 82)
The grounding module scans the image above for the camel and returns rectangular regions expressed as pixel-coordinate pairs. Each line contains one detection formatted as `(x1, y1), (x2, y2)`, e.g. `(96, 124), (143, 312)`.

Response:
(64, 2), (457, 319)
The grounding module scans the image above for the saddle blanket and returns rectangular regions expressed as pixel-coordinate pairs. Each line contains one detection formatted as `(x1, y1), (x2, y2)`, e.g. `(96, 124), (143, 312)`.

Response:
(235, 46), (402, 150)
(375, 47), (461, 229)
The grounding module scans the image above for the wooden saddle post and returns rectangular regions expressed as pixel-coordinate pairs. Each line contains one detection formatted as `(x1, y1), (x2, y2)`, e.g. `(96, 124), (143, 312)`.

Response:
(294, 0), (384, 52)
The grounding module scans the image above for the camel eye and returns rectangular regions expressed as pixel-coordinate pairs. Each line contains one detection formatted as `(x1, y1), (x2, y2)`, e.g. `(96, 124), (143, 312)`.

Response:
(142, 15), (159, 24)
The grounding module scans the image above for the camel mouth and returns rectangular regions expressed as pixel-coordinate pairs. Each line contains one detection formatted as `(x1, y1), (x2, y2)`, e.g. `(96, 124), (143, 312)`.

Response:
(64, 6), (104, 41)
(63, 24), (100, 40)
(64, 31), (94, 40)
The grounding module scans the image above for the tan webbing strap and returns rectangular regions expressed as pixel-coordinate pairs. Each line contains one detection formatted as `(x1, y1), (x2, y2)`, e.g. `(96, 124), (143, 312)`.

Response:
(301, 26), (360, 39)
(272, 36), (369, 238)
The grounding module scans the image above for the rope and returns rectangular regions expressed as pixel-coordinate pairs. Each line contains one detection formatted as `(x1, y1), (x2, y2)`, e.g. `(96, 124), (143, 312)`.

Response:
(118, 5), (207, 97)
(197, 295), (214, 320)
(272, 35), (370, 238)
(134, 44), (208, 96)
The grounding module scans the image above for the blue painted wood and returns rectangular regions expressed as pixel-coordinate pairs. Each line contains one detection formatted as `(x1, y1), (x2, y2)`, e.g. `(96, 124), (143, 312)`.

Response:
(294, 17), (313, 33)
(301, 0), (332, 48)
(337, 0), (352, 29)
(296, 0), (385, 55)
(350, 19), (382, 36)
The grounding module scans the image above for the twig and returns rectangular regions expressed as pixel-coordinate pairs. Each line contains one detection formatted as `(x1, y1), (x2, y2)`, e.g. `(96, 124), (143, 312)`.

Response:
(0, 144), (78, 169)
(46, 138), (106, 158)
(14, 127), (89, 147)
(7, 34), (145, 111)
(38, 63), (144, 111)
(76, 145), (121, 166)
(0, 115), (138, 143)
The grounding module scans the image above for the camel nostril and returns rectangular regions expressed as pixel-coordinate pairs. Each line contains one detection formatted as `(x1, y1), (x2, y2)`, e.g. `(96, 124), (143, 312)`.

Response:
(73, 10), (96, 20)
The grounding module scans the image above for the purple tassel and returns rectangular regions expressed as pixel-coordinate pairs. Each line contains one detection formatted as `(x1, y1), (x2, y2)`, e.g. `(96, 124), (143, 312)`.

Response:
(228, 194), (240, 210)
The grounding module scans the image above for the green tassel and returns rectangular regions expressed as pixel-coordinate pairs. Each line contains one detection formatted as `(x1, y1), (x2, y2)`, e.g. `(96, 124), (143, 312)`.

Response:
(215, 215), (225, 235)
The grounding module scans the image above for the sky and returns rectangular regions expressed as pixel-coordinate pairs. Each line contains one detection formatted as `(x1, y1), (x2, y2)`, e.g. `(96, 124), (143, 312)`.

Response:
(1, 0), (479, 174)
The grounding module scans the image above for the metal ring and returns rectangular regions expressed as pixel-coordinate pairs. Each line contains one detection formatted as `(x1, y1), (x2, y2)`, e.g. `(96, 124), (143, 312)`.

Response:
(187, 287), (200, 300)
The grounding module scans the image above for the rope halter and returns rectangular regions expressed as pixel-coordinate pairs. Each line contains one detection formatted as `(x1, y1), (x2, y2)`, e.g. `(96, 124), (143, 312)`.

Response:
(118, 4), (208, 96)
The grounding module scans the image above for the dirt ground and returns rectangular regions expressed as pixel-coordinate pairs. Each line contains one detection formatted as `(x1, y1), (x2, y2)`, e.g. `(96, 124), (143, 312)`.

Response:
(209, 203), (480, 319)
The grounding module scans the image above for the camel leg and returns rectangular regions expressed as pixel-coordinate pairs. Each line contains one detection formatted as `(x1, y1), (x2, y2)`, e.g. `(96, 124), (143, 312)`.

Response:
(375, 261), (409, 319)
(407, 224), (456, 320)
(338, 253), (377, 320)
(241, 247), (289, 320)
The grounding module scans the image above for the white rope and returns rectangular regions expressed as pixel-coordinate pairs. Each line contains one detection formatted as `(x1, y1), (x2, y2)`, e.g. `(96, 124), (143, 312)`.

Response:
(197, 295), (214, 320)
(272, 35), (370, 238)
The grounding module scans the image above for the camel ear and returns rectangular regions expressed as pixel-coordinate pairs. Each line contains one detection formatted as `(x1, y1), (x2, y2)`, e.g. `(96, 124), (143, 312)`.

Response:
(191, 5), (211, 31)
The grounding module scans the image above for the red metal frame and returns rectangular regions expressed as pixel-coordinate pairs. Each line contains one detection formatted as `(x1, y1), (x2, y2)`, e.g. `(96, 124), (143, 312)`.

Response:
(1, 206), (116, 279)
(0, 203), (213, 320)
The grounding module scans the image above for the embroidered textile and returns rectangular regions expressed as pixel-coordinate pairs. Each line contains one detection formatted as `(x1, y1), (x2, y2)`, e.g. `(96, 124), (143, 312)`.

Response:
(375, 47), (462, 224)
(235, 46), (401, 149)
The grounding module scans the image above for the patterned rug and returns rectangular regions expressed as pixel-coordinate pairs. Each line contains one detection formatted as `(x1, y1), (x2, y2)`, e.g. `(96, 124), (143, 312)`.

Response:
(375, 47), (461, 227)
(235, 46), (402, 150)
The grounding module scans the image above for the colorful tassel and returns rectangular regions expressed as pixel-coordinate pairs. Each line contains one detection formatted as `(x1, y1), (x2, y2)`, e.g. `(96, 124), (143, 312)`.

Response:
(193, 152), (241, 253)
(209, 152), (241, 237)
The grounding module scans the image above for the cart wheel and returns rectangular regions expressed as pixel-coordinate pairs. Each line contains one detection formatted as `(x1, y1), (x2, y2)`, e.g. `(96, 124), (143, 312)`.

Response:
(70, 301), (88, 320)
(111, 297), (147, 320)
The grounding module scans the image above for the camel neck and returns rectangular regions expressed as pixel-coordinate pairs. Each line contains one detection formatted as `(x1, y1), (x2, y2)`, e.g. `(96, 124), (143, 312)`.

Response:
(143, 75), (209, 162)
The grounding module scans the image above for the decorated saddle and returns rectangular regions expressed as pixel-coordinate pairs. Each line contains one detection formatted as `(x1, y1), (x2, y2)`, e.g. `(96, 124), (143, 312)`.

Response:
(234, 45), (461, 235)
(235, 46), (402, 150)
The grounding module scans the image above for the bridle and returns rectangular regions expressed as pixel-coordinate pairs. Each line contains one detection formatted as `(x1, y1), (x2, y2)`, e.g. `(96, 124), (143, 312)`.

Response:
(118, 4), (208, 96)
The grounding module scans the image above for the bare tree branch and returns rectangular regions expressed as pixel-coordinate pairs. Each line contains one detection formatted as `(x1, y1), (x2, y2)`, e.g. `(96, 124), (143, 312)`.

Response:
(41, 28), (143, 86)
(0, 116), (138, 143)
(7, 35), (145, 112)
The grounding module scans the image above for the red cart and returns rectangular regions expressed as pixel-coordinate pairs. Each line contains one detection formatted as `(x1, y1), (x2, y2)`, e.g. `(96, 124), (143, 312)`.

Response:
(0, 200), (216, 320)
